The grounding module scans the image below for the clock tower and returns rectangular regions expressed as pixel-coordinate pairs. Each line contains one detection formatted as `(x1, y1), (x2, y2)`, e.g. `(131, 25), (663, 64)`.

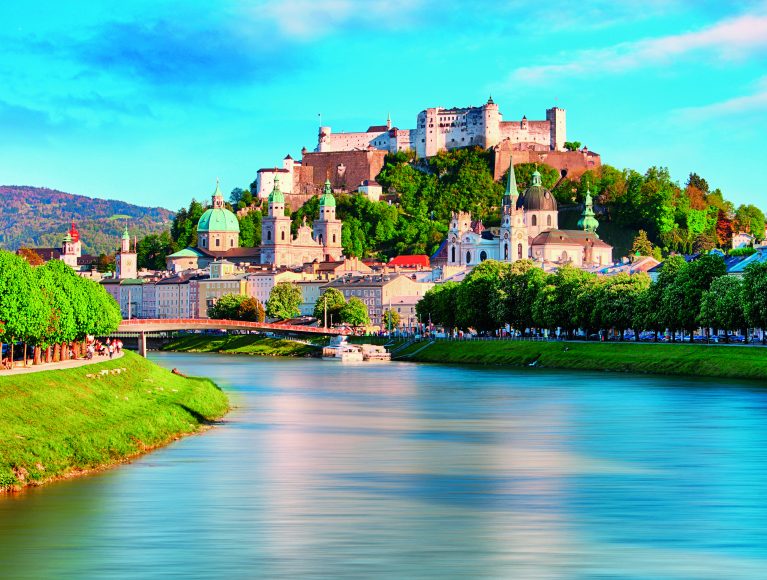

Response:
(115, 226), (137, 279)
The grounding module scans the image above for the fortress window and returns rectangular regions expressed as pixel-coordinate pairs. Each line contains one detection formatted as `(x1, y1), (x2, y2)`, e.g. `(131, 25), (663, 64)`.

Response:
(281, 231), (285, 241)
(333, 234), (337, 243)
(215, 238), (220, 247)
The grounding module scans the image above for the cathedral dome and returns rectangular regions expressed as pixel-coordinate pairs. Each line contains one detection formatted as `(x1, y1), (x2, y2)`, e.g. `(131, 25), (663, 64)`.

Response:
(197, 182), (240, 233)
(517, 169), (557, 212)
(268, 174), (285, 204)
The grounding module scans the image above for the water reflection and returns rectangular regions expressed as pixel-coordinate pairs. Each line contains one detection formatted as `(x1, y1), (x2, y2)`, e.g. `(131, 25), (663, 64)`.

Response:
(2, 354), (767, 578)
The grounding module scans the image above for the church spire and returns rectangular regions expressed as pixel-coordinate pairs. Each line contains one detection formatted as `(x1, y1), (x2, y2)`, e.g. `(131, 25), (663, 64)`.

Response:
(503, 154), (518, 208)
(577, 187), (600, 236)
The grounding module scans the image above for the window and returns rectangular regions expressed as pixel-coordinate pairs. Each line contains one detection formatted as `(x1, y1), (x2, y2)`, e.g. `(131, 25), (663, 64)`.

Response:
(466, 251), (471, 264)
(230, 239), (234, 247)
(518, 243), (523, 259)
(451, 246), (456, 263)
(215, 238), (220, 247)
(281, 230), (285, 241)
(532, 215), (537, 226)
(332, 234), (336, 243)
(504, 243), (509, 260)
(480, 251), (487, 262)
(547, 215), (552, 226)
(267, 230), (272, 241)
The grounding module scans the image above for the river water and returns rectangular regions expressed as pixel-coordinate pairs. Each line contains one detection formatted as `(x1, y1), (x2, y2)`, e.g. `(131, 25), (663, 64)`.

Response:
(2, 353), (767, 579)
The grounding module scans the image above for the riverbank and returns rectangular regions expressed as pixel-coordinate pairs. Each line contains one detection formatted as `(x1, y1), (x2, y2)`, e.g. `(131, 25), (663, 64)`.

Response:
(395, 339), (767, 381)
(161, 334), (320, 357)
(0, 351), (229, 493)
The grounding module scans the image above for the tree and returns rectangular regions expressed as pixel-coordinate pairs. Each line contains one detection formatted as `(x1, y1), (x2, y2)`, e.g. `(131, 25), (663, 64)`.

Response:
(735, 204), (766, 240)
(455, 260), (511, 331)
(692, 232), (716, 253)
(699, 276), (745, 341)
(0, 252), (47, 363)
(382, 308), (400, 331)
(663, 253), (725, 339)
(313, 288), (346, 325)
(417, 281), (459, 330)
(237, 296), (265, 322)
(742, 262), (767, 343)
(563, 141), (582, 151)
(266, 282), (302, 320)
(631, 230), (654, 257)
(96, 254), (116, 273)
(137, 231), (177, 270)
(340, 297), (370, 328)
(492, 259), (547, 332)
(208, 294), (247, 319)
(592, 273), (651, 339)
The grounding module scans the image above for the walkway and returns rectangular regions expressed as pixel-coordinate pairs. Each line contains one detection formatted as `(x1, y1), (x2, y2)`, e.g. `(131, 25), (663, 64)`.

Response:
(1, 351), (124, 376)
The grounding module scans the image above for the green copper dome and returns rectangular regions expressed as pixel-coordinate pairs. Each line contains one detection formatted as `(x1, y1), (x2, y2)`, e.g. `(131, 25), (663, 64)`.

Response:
(577, 188), (600, 235)
(268, 175), (285, 204)
(319, 179), (336, 207)
(122, 226), (130, 241)
(197, 182), (240, 233)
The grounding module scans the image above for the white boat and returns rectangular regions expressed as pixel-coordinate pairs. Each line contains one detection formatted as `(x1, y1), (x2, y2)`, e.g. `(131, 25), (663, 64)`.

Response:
(322, 336), (364, 362)
(360, 344), (392, 361)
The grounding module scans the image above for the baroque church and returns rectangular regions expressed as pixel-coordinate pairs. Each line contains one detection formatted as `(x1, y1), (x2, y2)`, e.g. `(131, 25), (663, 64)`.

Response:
(442, 154), (612, 269)
(166, 177), (344, 272)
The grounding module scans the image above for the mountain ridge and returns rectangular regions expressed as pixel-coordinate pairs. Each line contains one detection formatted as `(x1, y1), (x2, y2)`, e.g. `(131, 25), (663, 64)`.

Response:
(0, 185), (174, 256)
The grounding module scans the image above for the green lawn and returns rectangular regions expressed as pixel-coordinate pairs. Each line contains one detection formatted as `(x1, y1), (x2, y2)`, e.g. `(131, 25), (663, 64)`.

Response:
(0, 351), (229, 492)
(162, 334), (320, 357)
(397, 339), (767, 381)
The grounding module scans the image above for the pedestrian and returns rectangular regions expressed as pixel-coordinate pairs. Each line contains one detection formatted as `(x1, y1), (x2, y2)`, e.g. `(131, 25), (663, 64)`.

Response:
(108, 342), (114, 359)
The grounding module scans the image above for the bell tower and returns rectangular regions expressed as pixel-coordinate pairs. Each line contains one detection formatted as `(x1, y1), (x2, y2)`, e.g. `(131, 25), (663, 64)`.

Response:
(261, 175), (292, 266)
(115, 225), (137, 279)
(499, 155), (528, 262)
(313, 179), (343, 261)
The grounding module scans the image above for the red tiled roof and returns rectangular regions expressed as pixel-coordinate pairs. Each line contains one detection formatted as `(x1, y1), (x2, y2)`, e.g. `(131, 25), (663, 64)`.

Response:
(388, 255), (431, 268)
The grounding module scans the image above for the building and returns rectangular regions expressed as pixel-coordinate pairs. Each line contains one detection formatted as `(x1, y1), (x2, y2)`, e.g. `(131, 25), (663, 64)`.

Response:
(302, 257), (372, 280)
(438, 155), (612, 269)
(297, 279), (328, 316)
(246, 270), (305, 307)
(156, 273), (198, 318)
(358, 180), (383, 202)
(388, 255), (431, 270)
(732, 232), (755, 249)
(100, 277), (143, 319)
(260, 177), (343, 267)
(22, 222), (99, 277)
(316, 98), (566, 159)
(324, 274), (434, 327)
(115, 226), (137, 280)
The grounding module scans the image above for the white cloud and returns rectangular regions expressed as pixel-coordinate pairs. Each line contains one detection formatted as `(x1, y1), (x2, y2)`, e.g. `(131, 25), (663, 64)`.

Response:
(510, 13), (767, 83)
(676, 78), (767, 120)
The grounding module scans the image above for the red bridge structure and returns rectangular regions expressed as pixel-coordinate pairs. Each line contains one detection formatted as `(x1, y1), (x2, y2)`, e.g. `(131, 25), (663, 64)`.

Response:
(115, 318), (350, 356)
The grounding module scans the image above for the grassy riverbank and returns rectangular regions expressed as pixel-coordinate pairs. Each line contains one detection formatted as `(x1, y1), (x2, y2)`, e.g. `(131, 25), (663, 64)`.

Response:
(162, 334), (320, 357)
(395, 339), (767, 381)
(0, 351), (229, 493)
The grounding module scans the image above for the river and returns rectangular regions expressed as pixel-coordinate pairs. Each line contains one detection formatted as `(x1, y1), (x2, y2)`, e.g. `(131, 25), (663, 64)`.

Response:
(2, 353), (767, 579)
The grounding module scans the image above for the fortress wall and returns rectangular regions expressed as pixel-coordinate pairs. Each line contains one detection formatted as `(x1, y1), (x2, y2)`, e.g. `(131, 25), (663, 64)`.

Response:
(499, 120), (551, 150)
(301, 150), (388, 193)
(493, 141), (601, 181)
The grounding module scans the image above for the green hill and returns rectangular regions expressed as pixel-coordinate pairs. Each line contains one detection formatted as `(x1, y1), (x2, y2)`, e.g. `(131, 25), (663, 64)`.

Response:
(0, 185), (174, 256)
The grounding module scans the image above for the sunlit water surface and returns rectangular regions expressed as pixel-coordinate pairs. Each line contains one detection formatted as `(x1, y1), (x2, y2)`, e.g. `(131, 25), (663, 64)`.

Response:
(2, 353), (767, 579)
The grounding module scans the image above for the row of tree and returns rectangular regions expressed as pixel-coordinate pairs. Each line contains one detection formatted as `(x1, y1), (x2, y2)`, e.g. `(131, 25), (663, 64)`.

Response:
(0, 251), (122, 366)
(416, 256), (767, 341)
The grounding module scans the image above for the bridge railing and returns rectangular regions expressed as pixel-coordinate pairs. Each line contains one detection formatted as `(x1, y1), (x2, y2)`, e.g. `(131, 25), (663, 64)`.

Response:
(117, 318), (351, 335)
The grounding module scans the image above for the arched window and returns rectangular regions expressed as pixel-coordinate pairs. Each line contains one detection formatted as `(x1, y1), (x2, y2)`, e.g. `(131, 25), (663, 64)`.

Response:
(267, 230), (272, 241)
(466, 251), (471, 264)
(547, 215), (552, 226)
(451, 246), (456, 263)
(504, 243), (509, 260)
(281, 230), (285, 241)
(532, 215), (537, 226)
(202, 237), (207, 248)
(332, 234), (336, 243)
(480, 250), (487, 262)
(230, 239), (234, 247)
(518, 243), (523, 259)
(319, 234), (323, 245)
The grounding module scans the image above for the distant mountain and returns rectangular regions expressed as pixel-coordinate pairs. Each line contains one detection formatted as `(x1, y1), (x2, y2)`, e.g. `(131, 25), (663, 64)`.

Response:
(0, 186), (174, 256)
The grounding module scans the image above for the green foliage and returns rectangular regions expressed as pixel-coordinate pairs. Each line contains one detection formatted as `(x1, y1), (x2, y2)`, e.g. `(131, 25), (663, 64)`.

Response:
(735, 204), (766, 240)
(455, 260), (511, 331)
(417, 281), (459, 329)
(492, 259), (547, 331)
(382, 308), (400, 330)
(631, 230), (654, 257)
(266, 282), (302, 320)
(699, 276), (745, 334)
(170, 199), (205, 248)
(137, 231), (177, 270)
(340, 296), (370, 328)
(238, 210), (262, 247)
(729, 247), (756, 257)
(742, 262), (767, 333)
(591, 273), (651, 335)
(313, 288), (346, 323)
(514, 163), (560, 191)
(564, 141), (582, 151)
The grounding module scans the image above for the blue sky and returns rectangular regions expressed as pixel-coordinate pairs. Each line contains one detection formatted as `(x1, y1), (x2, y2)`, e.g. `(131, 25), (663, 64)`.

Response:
(1, 0), (766, 211)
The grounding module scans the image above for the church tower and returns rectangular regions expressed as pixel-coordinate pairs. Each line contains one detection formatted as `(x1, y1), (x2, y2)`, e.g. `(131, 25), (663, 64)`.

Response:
(60, 222), (82, 269)
(577, 187), (600, 236)
(499, 157), (528, 262)
(115, 226), (137, 279)
(313, 179), (343, 261)
(261, 175), (293, 266)
(447, 210), (471, 266)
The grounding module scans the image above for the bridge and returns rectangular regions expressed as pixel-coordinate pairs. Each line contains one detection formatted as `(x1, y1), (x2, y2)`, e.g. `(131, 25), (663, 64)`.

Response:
(115, 318), (349, 356)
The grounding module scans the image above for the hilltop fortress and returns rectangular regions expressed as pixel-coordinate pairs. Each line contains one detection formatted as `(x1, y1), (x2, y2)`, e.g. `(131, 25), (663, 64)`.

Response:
(255, 97), (600, 201)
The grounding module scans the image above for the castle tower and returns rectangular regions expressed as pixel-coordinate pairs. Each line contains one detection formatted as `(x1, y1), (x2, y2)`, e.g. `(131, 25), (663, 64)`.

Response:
(115, 225), (137, 279)
(482, 95), (501, 149)
(261, 175), (293, 266)
(500, 158), (528, 262)
(313, 179), (343, 261)
(577, 188), (600, 236)
(60, 222), (82, 269)
(546, 107), (566, 151)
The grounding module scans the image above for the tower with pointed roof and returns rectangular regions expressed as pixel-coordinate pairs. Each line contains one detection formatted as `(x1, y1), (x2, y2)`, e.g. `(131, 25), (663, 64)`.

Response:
(260, 175), (293, 265)
(116, 225), (137, 279)
(499, 156), (528, 262)
(577, 188), (600, 235)
(60, 221), (82, 268)
(313, 179), (343, 261)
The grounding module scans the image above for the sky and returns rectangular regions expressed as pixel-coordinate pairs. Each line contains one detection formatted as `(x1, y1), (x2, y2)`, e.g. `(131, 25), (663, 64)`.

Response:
(1, 0), (766, 211)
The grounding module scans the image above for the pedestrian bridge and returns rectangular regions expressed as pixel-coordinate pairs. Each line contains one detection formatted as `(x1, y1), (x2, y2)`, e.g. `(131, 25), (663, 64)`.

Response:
(115, 318), (349, 356)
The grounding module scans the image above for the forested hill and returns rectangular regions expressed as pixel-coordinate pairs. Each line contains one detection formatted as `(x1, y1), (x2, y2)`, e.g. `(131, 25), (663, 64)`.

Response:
(0, 186), (174, 255)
